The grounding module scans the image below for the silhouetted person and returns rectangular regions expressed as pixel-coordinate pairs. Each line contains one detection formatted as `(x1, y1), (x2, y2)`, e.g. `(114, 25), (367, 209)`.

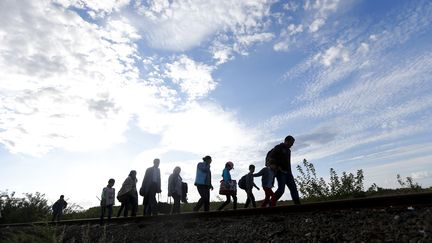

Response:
(52, 195), (67, 222)
(100, 178), (115, 225)
(193, 155), (213, 212)
(254, 162), (277, 207)
(218, 161), (237, 211)
(141, 159), (162, 216)
(117, 170), (138, 217)
(267, 135), (300, 205)
(168, 166), (183, 214)
(244, 164), (260, 208)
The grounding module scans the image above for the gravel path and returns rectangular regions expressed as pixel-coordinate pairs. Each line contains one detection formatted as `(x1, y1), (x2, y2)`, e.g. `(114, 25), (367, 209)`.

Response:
(1, 206), (431, 242)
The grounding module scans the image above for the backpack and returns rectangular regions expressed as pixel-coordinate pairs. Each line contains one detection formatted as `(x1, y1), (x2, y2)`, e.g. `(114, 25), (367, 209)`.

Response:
(238, 175), (247, 190)
(266, 149), (273, 166)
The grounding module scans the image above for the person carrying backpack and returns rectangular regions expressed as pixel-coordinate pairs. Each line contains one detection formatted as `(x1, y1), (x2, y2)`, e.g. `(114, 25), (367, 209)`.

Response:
(218, 161), (237, 211)
(254, 162), (277, 207)
(266, 135), (300, 205)
(241, 164), (260, 208)
(117, 170), (138, 217)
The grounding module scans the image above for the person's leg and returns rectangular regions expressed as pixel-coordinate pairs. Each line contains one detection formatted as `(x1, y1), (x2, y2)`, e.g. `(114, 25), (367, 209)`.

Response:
(203, 186), (210, 212)
(107, 205), (113, 221)
(269, 188), (276, 207)
(150, 192), (158, 216)
(100, 205), (106, 225)
(232, 195), (237, 210)
(143, 197), (148, 215)
(52, 212), (57, 222)
(218, 195), (230, 210)
(245, 197), (250, 208)
(261, 187), (270, 207)
(193, 186), (205, 212)
(117, 203), (124, 217)
(171, 194), (181, 214)
(250, 192), (256, 208)
(274, 171), (287, 201)
(58, 211), (63, 221)
(286, 172), (300, 204)
(131, 197), (138, 217)
(124, 197), (130, 217)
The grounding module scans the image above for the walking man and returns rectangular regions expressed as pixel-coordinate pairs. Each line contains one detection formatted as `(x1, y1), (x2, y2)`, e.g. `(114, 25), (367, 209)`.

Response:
(141, 158), (162, 216)
(266, 135), (300, 205)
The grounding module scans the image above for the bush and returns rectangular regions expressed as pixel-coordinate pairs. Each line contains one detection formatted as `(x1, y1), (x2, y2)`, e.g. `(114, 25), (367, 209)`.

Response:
(0, 191), (51, 224)
(295, 159), (366, 201)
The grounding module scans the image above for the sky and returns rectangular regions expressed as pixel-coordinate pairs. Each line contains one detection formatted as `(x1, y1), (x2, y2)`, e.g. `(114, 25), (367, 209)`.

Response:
(1, 0), (432, 209)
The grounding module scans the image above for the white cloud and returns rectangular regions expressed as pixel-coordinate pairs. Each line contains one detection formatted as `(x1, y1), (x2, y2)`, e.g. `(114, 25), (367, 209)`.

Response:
(0, 1), (269, 158)
(309, 18), (325, 33)
(274, 0), (343, 51)
(53, 0), (130, 17)
(237, 32), (274, 46)
(266, 48), (432, 163)
(411, 171), (431, 180)
(133, 0), (273, 51)
(318, 43), (349, 66)
(164, 55), (216, 100)
(0, 0), (166, 155)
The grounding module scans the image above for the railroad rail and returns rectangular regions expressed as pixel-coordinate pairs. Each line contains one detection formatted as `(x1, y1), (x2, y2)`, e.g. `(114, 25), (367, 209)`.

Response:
(1, 192), (431, 228)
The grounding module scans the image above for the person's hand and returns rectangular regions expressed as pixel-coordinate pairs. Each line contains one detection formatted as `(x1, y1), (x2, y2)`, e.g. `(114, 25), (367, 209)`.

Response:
(210, 186), (214, 190)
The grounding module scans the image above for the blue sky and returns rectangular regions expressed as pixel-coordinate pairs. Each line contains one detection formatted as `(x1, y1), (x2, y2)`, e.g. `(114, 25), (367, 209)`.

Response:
(1, 0), (431, 208)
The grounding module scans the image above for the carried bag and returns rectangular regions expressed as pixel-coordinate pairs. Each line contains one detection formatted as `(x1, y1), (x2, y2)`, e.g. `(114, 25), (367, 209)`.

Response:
(219, 180), (237, 195)
(181, 182), (188, 203)
(157, 194), (172, 215)
(116, 192), (129, 203)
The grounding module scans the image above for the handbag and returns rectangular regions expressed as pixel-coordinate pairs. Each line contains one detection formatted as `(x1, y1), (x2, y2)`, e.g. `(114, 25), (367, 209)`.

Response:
(219, 180), (237, 195)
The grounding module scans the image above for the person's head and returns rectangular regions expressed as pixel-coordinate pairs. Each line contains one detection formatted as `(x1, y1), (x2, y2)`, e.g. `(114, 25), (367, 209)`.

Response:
(108, 178), (115, 187)
(129, 170), (137, 178)
(225, 161), (234, 170)
(284, 135), (295, 148)
(60, 195), (64, 200)
(269, 162), (277, 170)
(203, 155), (212, 164)
(153, 158), (160, 168)
(249, 164), (255, 173)
(173, 166), (181, 175)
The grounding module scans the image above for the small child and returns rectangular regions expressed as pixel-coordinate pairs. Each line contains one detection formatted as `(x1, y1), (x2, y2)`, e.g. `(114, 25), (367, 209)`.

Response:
(254, 163), (276, 207)
(218, 161), (237, 211)
(100, 178), (115, 225)
(244, 164), (260, 208)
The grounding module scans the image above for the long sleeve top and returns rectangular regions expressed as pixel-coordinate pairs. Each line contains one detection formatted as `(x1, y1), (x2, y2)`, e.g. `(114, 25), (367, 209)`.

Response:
(101, 187), (115, 206)
(254, 167), (275, 188)
(195, 161), (212, 186)
(222, 167), (231, 182)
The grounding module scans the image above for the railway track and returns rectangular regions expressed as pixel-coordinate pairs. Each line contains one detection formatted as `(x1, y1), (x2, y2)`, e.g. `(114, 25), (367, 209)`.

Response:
(1, 192), (431, 228)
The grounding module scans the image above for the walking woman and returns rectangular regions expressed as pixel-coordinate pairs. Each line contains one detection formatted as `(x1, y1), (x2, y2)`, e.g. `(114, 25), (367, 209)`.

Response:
(168, 166), (183, 214)
(193, 155), (213, 212)
(116, 170), (138, 217)
(218, 161), (237, 211)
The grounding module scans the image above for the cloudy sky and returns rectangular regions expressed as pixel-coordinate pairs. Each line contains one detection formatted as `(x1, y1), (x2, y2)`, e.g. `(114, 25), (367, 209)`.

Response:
(1, 0), (431, 208)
